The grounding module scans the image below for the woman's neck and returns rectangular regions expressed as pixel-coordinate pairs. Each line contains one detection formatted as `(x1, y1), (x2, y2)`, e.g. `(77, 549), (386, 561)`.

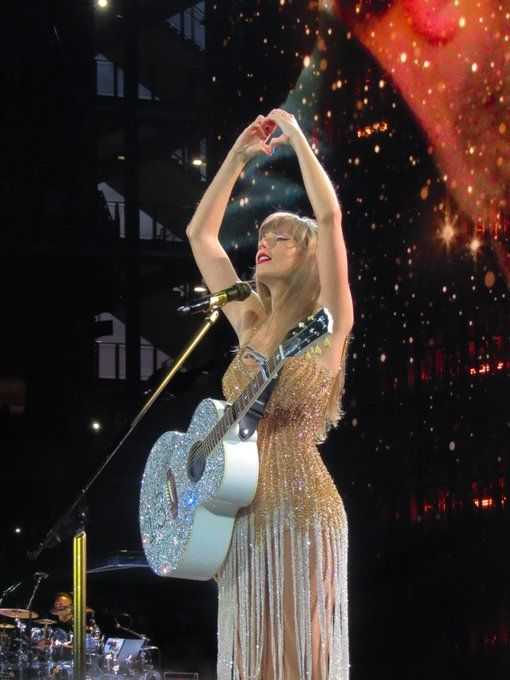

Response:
(264, 282), (286, 316)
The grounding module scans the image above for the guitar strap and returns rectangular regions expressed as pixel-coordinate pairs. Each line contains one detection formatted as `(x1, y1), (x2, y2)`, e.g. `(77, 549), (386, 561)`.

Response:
(238, 377), (278, 441)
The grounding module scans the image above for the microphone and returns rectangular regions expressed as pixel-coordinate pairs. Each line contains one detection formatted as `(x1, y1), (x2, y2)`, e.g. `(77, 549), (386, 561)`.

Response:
(2, 581), (22, 595)
(177, 282), (252, 316)
(27, 544), (44, 561)
(34, 572), (49, 580)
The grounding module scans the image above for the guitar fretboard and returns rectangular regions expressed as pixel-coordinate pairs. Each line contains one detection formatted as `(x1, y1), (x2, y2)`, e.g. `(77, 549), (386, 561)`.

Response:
(201, 349), (283, 458)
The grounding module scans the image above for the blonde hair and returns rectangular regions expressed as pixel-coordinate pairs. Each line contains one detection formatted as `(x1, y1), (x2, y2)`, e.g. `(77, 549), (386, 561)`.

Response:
(253, 211), (351, 440)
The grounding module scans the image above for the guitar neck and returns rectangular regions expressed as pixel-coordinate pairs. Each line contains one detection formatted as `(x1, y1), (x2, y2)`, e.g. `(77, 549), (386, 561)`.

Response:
(201, 348), (284, 458)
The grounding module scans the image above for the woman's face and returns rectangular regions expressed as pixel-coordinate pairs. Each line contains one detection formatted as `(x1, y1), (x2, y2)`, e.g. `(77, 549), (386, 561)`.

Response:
(255, 229), (301, 281)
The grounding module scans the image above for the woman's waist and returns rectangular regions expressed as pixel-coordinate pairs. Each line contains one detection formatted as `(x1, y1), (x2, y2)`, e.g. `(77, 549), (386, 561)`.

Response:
(257, 424), (325, 450)
(254, 454), (341, 504)
(239, 481), (346, 532)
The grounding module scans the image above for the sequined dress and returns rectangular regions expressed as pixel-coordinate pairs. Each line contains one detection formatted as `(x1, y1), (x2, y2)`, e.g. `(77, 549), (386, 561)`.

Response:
(217, 343), (349, 679)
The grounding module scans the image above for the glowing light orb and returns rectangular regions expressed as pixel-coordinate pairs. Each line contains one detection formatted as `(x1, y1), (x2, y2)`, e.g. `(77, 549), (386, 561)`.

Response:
(442, 224), (455, 242)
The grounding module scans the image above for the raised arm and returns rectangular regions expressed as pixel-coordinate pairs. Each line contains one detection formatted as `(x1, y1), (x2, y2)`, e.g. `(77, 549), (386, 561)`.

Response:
(267, 109), (354, 370)
(186, 116), (275, 341)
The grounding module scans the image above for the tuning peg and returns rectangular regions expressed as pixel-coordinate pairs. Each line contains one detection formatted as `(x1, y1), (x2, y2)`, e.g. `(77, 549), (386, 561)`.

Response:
(305, 351), (312, 361)
(314, 345), (322, 355)
(324, 337), (331, 348)
(298, 322), (305, 328)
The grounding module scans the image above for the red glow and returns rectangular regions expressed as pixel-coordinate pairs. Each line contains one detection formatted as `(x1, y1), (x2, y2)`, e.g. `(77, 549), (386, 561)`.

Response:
(410, 493), (418, 521)
(410, 479), (507, 521)
(407, 336), (508, 387)
(468, 341), (476, 360)
(438, 488), (447, 513)
(473, 497), (494, 509)
(470, 360), (506, 375)
(407, 362), (415, 389)
(420, 351), (433, 381)
(470, 622), (510, 651)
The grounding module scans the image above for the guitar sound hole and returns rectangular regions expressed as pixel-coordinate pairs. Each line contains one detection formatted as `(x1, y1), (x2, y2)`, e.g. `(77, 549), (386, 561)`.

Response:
(187, 442), (206, 482)
(165, 470), (178, 519)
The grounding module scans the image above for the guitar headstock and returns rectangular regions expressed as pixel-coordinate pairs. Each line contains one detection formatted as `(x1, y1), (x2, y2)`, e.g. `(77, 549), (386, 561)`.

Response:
(280, 308), (333, 360)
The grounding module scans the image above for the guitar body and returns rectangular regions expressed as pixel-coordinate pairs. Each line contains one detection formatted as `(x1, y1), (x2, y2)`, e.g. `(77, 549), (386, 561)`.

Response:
(140, 308), (333, 582)
(140, 398), (259, 581)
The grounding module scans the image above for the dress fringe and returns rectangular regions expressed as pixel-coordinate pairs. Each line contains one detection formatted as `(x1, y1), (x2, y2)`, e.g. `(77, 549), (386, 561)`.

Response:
(217, 510), (349, 679)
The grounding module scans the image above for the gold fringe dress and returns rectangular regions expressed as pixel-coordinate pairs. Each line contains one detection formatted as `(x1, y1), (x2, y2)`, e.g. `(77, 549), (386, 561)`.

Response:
(217, 344), (349, 679)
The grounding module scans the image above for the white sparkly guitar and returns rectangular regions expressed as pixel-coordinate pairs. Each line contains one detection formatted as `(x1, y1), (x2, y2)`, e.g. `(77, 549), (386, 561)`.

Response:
(139, 308), (333, 581)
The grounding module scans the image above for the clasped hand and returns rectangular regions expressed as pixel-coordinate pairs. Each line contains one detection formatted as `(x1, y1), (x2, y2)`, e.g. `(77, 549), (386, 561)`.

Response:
(232, 109), (303, 163)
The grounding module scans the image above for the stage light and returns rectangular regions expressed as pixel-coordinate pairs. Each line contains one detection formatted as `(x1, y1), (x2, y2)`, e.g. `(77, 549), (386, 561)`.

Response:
(442, 223), (455, 242)
(14, 527), (21, 534)
(192, 159), (203, 166)
(91, 420), (102, 432)
(470, 238), (481, 253)
(474, 497), (493, 509)
(97, 0), (109, 8)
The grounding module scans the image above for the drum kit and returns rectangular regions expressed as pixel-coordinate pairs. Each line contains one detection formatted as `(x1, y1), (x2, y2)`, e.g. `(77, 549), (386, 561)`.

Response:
(0, 605), (160, 678)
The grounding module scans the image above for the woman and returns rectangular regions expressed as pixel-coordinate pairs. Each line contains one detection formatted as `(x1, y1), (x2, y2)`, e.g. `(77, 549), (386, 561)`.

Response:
(186, 109), (353, 679)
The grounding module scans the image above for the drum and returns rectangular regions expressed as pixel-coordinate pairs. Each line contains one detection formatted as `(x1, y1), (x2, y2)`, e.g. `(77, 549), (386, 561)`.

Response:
(85, 622), (103, 654)
(31, 625), (53, 653)
(52, 660), (74, 678)
(49, 628), (73, 664)
(2, 629), (28, 668)
(0, 624), (15, 656)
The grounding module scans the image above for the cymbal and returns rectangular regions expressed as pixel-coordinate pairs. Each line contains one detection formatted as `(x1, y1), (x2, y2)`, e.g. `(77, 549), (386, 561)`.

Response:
(0, 608), (39, 620)
(0, 623), (15, 629)
(50, 606), (94, 616)
(35, 619), (56, 626)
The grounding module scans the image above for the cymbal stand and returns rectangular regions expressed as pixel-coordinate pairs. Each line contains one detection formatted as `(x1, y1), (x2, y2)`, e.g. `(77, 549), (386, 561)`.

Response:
(24, 573), (44, 679)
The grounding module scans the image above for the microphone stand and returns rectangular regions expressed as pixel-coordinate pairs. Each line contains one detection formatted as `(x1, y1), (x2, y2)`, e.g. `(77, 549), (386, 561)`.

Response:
(0, 582), (21, 607)
(113, 618), (152, 669)
(114, 618), (147, 641)
(27, 308), (221, 678)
